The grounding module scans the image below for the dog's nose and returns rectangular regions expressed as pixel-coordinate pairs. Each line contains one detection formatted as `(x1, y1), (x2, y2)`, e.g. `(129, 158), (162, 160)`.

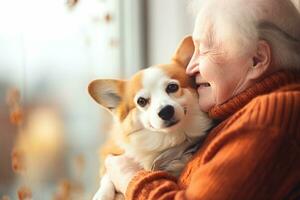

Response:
(158, 105), (174, 121)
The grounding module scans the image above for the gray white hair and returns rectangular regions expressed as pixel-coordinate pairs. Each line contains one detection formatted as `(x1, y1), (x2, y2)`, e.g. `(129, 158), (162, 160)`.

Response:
(189, 0), (300, 69)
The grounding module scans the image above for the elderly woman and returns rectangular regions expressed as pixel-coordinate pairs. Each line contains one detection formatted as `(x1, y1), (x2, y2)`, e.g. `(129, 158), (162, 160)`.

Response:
(105, 0), (300, 199)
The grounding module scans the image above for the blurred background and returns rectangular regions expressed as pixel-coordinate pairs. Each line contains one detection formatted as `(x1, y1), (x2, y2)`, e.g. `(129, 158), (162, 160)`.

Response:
(0, 0), (195, 199)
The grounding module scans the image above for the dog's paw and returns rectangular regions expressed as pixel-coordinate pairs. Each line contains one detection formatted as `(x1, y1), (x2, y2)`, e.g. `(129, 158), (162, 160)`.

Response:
(92, 189), (115, 200)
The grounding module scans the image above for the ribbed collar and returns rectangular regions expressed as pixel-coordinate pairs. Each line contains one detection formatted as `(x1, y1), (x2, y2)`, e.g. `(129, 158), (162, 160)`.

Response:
(208, 70), (300, 120)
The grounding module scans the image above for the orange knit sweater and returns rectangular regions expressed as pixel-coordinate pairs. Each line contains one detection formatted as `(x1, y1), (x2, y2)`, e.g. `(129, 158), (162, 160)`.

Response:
(125, 70), (300, 200)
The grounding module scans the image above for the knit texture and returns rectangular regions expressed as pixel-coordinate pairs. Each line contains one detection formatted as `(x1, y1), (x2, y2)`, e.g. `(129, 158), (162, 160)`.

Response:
(125, 70), (300, 200)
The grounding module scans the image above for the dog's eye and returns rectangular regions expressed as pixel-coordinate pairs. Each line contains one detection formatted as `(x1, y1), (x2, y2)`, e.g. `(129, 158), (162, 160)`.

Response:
(166, 83), (179, 93)
(137, 97), (148, 107)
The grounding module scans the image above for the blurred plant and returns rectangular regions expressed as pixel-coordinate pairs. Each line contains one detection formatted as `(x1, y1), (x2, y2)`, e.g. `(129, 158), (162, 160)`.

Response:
(53, 179), (84, 200)
(7, 89), (66, 197)
(6, 88), (23, 126)
(6, 88), (26, 176)
(66, 0), (79, 9)
(11, 147), (26, 175)
(104, 13), (113, 23)
(14, 107), (64, 185)
(53, 179), (72, 200)
(91, 12), (114, 24)
(17, 186), (32, 200)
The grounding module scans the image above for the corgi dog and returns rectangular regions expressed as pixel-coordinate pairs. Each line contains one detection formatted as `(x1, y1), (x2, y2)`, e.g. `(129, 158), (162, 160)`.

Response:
(88, 36), (212, 200)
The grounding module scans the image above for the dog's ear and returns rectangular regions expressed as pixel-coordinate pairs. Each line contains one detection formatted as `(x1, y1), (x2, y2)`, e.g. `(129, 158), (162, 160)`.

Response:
(88, 79), (125, 112)
(172, 35), (195, 68)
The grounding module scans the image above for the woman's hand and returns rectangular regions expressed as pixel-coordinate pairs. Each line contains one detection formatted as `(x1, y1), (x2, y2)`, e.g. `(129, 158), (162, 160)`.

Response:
(105, 154), (143, 194)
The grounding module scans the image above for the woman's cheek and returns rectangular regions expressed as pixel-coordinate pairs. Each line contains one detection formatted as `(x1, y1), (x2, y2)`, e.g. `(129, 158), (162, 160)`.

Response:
(199, 58), (216, 81)
(198, 59), (208, 76)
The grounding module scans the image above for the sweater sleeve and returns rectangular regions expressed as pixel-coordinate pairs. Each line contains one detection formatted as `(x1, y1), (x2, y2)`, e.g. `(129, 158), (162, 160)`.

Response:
(125, 92), (300, 200)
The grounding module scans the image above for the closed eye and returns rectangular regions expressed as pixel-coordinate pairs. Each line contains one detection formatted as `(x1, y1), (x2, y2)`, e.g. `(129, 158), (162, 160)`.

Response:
(199, 51), (210, 56)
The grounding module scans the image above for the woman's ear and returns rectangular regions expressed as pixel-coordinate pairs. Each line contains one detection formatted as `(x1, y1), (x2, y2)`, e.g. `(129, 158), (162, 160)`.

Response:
(248, 40), (272, 80)
(172, 35), (195, 68)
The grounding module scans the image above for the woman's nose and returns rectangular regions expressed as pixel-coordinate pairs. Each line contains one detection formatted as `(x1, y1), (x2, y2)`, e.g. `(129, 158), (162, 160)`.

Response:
(186, 54), (199, 76)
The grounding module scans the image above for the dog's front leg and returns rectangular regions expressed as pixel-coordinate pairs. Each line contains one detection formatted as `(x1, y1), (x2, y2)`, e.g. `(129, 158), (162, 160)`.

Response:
(93, 173), (116, 200)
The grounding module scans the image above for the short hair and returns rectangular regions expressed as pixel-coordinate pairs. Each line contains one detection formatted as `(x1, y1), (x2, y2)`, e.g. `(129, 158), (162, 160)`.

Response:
(189, 0), (300, 69)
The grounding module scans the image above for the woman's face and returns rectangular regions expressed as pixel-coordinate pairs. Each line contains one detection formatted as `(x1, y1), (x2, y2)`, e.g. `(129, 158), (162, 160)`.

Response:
(186, 37), (254, 112)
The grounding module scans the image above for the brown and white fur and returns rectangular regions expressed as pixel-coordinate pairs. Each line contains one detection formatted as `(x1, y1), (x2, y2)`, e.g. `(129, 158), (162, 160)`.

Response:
(88, 36), (212, 200)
